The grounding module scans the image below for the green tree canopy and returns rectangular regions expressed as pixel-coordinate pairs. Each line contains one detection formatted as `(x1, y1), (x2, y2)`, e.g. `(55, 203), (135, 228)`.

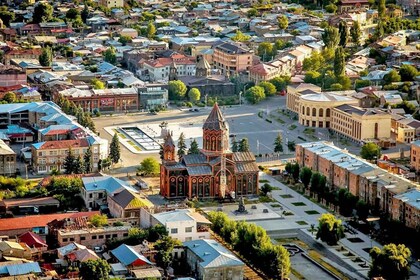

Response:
(383, 69), (401, 85)
(109, 133), (121, 164)
(245, 86), (266, 104)
(304, 70), (321, 85)
(231, 139), (239, 152)
(369, 244), (411, 280)
(316, 213), (345, 245)
(154, 236), (181, 275)
(168, 80), (187, 100)
(33, 2), (53, 23)
(91, 78), (105, 89)
(84, 146), (93, 174)
(63, 148), (75, 174)
(378, 0), (386, 18)
(65, 8), (80, 20)
(399, 64), (419, 81)
(247, 8), (258, 17)
(299, 167), (312, 189)
(188, 139), (200, 154)
(269, 76), (289, 91)
(277, 15), (288, 32)
(118, 35), (132, 46)
(0, 6), (15, 27)
(350, 21), (362, 46)
(138, 157), (160, 176)
(89, 214), (108, 227)
(188, 87), (201, 102)
(2, 92), (16, 103)
(257, 42), (276, 62)
(231, 30), (251, 42)
(103, 46), (117, 65)
(274, 133), (283, 153)
(334, 46), (346, 77)
(239, 138), (250, 152)
(338, 20), (349, 47)
(177, 132), (187, 159)
(258, 81), (276, 96)
(79, 259), (111, 280)
(322, 26), (339, 49)
(39, 47), (53, 67)
(360, 142), (381, 161)
(147, 21), (156, 39)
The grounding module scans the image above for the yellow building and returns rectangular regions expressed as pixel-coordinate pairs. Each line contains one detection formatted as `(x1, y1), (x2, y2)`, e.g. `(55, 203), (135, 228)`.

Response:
(331, 104), (391, 143)
(298, 93), (358, 128)
(99, 0), (124, 8)
(286, 83), (321, 114)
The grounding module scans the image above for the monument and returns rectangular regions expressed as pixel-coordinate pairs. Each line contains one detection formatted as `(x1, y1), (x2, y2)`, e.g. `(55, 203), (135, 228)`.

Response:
(234, 196), (248, 215)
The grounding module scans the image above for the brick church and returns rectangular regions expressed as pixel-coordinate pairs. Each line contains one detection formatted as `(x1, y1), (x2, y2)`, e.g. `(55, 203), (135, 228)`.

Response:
(160, 104), (259, 199)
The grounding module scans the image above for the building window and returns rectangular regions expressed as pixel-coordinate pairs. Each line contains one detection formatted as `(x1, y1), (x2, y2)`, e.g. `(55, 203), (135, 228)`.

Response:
(92, 236), (97, 239)
(123, 233), (128, 237)
(70, 238), (74, 242)
(185, 237), (192, 241)
(81, 236), (86, 241)
(185, 227), (193, 233)
(112, 234), (118, 238)
(171, 228), (178, 234)
(63, 238), (68, 242)
(106, 234), (111, 239)
(98, 235), (104, 239)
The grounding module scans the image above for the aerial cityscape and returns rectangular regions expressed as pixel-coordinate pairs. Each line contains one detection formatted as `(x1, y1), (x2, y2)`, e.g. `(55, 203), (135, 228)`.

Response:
(0, 0), (418, 279)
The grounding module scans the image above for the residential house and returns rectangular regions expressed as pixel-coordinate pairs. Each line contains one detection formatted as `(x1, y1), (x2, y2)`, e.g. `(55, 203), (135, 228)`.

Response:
(184, 239), (244, 280)
(81, 175), (139, 209)
(111, 244), (154, 268)
(0, 241), (31, 259)
(410, 140), (420, 172)
(0, 197), (60, 215)
(0, 66), (26, 87)
(18, 231), (48, 251)
(249, 63), (279, 84)
(149, 209), (211, 242)
(0, 139), (16, 176)
(99, 0), (124, 8)
(107, 188), (154, 225)
(0, 262), (42, 278)
(338, 0), (369, 13)
(3, 49), (42, 66)
(212, 42), (253, 76)
(142, 53), (196, 82)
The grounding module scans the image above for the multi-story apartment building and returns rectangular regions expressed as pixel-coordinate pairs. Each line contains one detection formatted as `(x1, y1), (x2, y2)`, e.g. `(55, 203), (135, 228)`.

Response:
(331, 104), (391, 143)
(249, 63), (279, 84)
(3, 49), (42, 66)
(142, 54), (196, 82)
(212, 42), (252, 76)
(391, 189), (420, 230)
(296, 141), (420, 229)
(98, 0), (124, 8)
(410, 140), (420, 172)
(31, 139), (102, 174)
(0, 139), (16, 176)
(150, 209), (211, 242)
(57, 226), (131, 248)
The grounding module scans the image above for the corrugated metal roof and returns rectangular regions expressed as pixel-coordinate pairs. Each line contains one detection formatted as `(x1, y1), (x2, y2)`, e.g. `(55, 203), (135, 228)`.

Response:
(187, 165), (212, 176)
(111, 244), (153, 266)
(233, 151), (256, 162)
(6, 262), (41, 276)
(236, 162), (259, 173)
(183, 154), (207, 165)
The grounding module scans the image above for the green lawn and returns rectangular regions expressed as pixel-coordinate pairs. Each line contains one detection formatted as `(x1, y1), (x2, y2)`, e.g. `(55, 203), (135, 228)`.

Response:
(280, 194), (293, 198)
(305, 210), (320, 215)
(127, 140), (142, 151)
(292, 202), (306, 206)
(296, 220), (308, 225)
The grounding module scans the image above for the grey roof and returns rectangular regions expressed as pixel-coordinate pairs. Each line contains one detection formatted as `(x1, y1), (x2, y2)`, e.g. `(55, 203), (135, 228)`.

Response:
(183, 154), (208, 165)
(233, 151), (256, 162)
(236, 162), (259, 173)
(203, 103), (228, 131)
(165, 163), (187, 170)
(187, 165), (212, 176)
(184, 239), (244, 268)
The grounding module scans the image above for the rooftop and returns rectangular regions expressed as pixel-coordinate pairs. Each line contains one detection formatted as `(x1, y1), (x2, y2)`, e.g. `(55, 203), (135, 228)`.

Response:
(394, 189), (420, 210)
(82, 176), (138, 194)
(152, 209), (211, 225)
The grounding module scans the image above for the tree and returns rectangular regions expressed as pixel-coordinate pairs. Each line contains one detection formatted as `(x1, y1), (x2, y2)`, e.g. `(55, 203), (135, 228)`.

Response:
(74, 155), (85, 174)
(316, 213), (345, 245)
(118, 35), (132, 46)
(231, 139), (239, 152)
(334, 47), (346, 77)
(245, 86), (266, 104)
(103, 46), (117, 65)
(84, 146), (93, 174)
(258, 42), (275, 62)
(32, 2), (53, 23)
(39, 47), (52, 67)
(322, 26), (339, 49)
(247, 8), (258, 17)
(310, 172), (322, 193)
(399, 64), (419, 81)
(89, 214), (108, 227)
(154, 236), (181, 276)
(66, 8), (79, 20)
(188, 139), (200, 154)
(270, 76), (289, 91)
(356, 200), (369, 221)
(274, 39), (292, 50)
(378, 0), (386, 19)
(168, 80), (187, 100)
(285, 162), (293, 175)
(188, 88), (201, 102)
(369, 244), (411, 280)
(258, 81), (276, 96)
(350, 21), (361, 46)
(81, 5), (89, 23)
(138, 157), (160, 176)
(360, 142), (381, 161)
(383, 69), (401, 85)
(91, 78), (105, 89)
(2, 92), (16, 103)
(80, 259), (111, 280)
(291, 163), (300, 182)
(338, 20), (349, 47)
(177, 133), (187, 158)
(109, 133), (121, 164)
(299, 167), (312, 189)
(325, 3), (337, 13)
(304, 71), (321, 85)
(273, 133), (283, 153)
(147, 21), (156, 39)
(277, 15), (288, 33)
(0, 6), (15, 27)
(63, 148), (75, 174)
(231, 30), (251, 42)
(287, 140), (296, 152)
(239, 138), (250, 152)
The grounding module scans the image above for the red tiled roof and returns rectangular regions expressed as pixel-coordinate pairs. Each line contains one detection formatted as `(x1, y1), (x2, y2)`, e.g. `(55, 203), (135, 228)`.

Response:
(37, 139), (89, 150)
(44, 129), (72, 136)
(0, 197), (59, 208)
(18, 231), (47, 248)
(6, 49), (42, 56)
(0, 212), (99, 232)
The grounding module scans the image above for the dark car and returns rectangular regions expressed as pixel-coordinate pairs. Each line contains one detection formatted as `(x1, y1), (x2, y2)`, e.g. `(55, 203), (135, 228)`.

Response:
(193, 108), (199, 112)
(229, 134), (236, 138)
